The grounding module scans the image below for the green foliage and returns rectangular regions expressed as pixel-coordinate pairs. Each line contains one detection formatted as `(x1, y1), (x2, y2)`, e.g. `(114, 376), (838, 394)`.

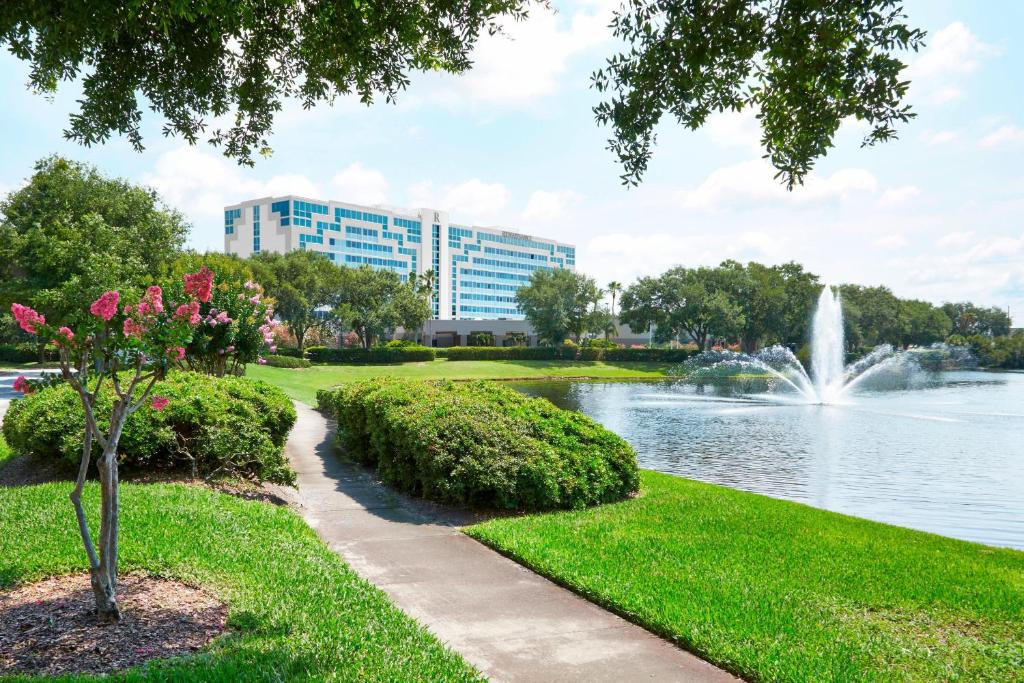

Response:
(318, 380), (639, 511)
(504, 331), (528, 346)
(1, 1), (532, 165)
(0, 156), (187, 326)
(0, 483), (484, 681)
(941, 301), (1012, 337)
(467, 331), (495, 347)
(263, 354), (312, 368)
(840, 284), (952, 350)
(3, 373), (296, 484)
(579, 337), (619, 350)
(0, 342), (54, 364)
(307, 346), (436, 364)
(470, 470), (1024, 682)
(251, 250), (344, 351)
(515, 268), (608, 345)
(334, 266), (431, 348)
(442, 346), (697, 362)
(593, 1), (925, 187)
(958, 333), (1024, 369)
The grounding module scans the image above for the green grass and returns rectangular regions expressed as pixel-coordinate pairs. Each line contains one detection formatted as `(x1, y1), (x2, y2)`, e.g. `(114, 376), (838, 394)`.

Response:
(247, 359), (675, 405)
(0, 483), (483, 682)
(467, 470), (1024, 682)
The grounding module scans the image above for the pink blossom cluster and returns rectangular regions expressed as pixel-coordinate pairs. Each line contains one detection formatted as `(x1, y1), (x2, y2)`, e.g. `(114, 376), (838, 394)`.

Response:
(204, 309), (232, 327)
(243, 280), (259, 290)
(122, 318), (146, 338)
(89, 291), (120, 321)
(128, 286), (164, 316)
(150, 395), (170, 411)
(167, 346), (186, 361)
(55, 326), (75, 345)
(183, 266), (214, 303)
(174, 301), (201, 325)
(12, 375), (31, 394)
(11, 303), (45, 334)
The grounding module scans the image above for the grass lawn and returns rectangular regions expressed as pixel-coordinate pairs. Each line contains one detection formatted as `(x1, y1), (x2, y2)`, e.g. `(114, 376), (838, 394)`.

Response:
(1, 483), (482, 682)
(0, 433), (12, 470)
(248, 359), (675, 405)
(467, 470), (1024, 682)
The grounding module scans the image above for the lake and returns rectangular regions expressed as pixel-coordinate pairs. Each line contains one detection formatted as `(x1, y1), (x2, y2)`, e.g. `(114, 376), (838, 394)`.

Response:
(515, 370), (1024, 550)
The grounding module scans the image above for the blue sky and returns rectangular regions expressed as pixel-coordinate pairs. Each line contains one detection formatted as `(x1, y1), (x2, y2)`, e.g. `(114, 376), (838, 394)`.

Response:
(0, 0), (1021, 323)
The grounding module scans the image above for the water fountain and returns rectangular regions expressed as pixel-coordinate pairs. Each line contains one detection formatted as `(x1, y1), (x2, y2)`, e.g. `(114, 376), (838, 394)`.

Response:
(683, 286), (930, 404)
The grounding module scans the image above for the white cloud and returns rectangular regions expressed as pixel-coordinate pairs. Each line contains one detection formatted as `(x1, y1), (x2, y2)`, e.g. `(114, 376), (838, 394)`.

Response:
(330, 163), (389, 205)
(920, 130), (957, 146)
(675, 160), (878, 211)
(143, 146), (322, 250)
(907, 22), (997, 105)
(521, 189), (582, 224)
(704, 108), (762, 152)
(873, 234), (908, 250)
(979, 125), (1024, 148)
(937, 231), (975, 249)
(437, 1), (615, 106)
(408, 179), (511, 221)
(878, 185), (921, 207)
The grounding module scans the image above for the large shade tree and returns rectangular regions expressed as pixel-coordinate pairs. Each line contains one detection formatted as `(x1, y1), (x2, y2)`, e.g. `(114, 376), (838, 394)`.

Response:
(0, 1), (532, 163)
(0, 156), (188, 328)
(593, 0), (925, 187)
(515, 268), (606, 345)
(333, 266), (430, 348)
(251, 250), (344, 351)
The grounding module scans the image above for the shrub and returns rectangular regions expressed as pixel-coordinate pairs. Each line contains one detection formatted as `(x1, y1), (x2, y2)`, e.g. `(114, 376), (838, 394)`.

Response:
(504, 331), (528, 346)
(273, 347), (305, 358)
(442, 345), (697, 363)
(0, 343), (55, 364)
(317, 379), (639, 510)
(580, 337), (619, 350)
(307, 346), (435, 364)
(3, 372), (296, 484)
(467, 331), (495, 347)
(263, 354), (311, 368)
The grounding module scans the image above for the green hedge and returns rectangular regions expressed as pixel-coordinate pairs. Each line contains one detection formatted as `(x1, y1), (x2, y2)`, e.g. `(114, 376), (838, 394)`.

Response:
(264, 354), (312, 368)
(3, 373), (297, 484)
(307, 346), (436, 364)
(0, 343), (56, 364)
(317, 379), (639, 510)
(441, 346), (697, 362)
(272, 347), (305, 358)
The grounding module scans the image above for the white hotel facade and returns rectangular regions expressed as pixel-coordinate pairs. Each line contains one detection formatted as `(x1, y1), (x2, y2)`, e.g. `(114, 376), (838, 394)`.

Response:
(223, 195), (575, 321)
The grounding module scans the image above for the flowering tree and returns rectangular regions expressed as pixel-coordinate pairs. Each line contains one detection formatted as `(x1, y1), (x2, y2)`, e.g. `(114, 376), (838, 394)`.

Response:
(163, 268), (278, 376)
(9, 270), (211, 621)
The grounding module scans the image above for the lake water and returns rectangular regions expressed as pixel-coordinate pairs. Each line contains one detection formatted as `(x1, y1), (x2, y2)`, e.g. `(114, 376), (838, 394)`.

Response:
(515, 370), (1024, 550)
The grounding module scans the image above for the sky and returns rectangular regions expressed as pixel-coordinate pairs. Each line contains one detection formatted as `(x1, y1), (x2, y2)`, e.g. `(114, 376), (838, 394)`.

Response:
(0, 0), (1021, 324)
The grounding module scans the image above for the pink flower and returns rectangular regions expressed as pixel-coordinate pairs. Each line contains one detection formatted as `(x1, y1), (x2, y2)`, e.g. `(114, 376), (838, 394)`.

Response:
(225, 345), (236, 353)
(56, 326), (75, 345)
(150, 395), (170, 411)
(244, 280), (258, 290)
(268, 344), (277, 353)
(174, 301), (201, 325)
(90, 291), (120, 321)
(11, 303), (45, 334)
(144, 286), (164, 314)
(12, 375), (30, 394)
(248, 295), (261, 305)
(167, 346), (186, 361)
(216, 311), (231, 324)
(183, 266), (214, 303)
(123, 318), (146, 338)
(257, 357), (267, 365)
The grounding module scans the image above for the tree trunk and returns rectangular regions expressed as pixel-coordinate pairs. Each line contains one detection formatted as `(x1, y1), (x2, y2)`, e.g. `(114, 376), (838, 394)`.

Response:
(295, 326), (305, 353)
(92, 412), (125, 622)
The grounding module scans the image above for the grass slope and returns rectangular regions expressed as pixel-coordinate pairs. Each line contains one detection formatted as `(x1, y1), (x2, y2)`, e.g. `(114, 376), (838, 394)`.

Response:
(248, 359), (674, 405)
(468, 470), (1024, 682)
(0, 483), (482, 682)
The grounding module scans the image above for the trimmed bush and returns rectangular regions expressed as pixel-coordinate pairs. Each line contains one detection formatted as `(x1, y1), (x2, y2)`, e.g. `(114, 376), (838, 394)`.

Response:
(307, 346), (436, 364)
(442, 345), (698, 363)
(317, 379), (639, 510)
(273, 347), (305, 358)
(3, 373), (296, 484)
(264, 354), (312, 368)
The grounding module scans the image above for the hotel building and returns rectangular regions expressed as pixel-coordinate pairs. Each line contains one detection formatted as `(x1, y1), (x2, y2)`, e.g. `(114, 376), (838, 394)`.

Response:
(224, 195), (575, 321)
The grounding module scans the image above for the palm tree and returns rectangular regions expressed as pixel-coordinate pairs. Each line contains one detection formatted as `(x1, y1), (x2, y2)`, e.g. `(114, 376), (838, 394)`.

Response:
(411, 269), (436, 344)
(607, 281), (622, 317)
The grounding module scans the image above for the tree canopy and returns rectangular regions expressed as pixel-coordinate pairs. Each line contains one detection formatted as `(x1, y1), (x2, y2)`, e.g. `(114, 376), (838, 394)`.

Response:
(333, 266), (430, 348)
(593, 0), (925, 187)
(0, 156), (188, 327)
(515, 268), (607, 345)
(251, 250), (344, 351)
(0, 0), (531, 163)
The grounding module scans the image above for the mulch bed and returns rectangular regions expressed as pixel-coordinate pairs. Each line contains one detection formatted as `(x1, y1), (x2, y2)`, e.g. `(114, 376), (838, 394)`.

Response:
(0, 573), (227, 677)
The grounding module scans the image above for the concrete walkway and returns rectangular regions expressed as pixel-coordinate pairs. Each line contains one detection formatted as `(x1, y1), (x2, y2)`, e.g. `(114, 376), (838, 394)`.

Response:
(286, 401), (738, 683)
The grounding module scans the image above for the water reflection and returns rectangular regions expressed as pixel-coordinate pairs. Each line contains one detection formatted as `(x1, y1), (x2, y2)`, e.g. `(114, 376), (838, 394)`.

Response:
(514, 371), (1024, 550)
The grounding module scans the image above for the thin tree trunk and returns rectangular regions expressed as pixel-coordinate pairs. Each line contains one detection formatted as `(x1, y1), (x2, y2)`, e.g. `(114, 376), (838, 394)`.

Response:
(92, 412), (125, 622)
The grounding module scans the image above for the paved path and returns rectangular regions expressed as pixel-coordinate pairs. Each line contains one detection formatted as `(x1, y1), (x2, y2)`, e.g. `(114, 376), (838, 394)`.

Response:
(286, 401), (738, 683)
